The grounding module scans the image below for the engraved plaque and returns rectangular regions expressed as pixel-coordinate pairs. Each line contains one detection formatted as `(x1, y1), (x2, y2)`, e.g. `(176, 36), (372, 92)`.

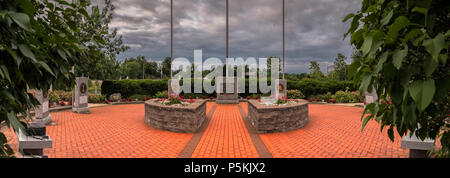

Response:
(80, 96), (88, 104)
(366, 96), (374, 104)
(80, 83), (87, 94)
(42, 101), (49, 112)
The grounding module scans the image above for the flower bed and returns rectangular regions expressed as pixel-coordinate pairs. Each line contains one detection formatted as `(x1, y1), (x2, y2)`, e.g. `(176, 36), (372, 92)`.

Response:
(248, 99), (309, 133)
(145, 97), (207, 133)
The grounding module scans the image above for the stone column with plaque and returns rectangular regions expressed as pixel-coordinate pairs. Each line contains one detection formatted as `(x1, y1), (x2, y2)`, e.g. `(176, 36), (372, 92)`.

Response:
(216, 77), (239, 104)
(72, 77), (90, 114)
(274, 79), (287, 100)
(34, 89), (52, 125)
(364, 87), (378, 108)
(168, 79), (180, 96)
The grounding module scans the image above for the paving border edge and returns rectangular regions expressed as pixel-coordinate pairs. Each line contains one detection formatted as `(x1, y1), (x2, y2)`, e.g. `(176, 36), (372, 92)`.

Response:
(177, 104), (217, 158)
(237, 104), (273, 158)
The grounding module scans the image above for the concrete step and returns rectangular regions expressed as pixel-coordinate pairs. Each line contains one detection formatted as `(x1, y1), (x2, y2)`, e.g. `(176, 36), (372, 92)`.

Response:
(216, 99), (239, 104)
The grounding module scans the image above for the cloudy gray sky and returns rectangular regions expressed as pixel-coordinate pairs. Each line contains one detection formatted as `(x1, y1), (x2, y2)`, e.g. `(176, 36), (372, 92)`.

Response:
(107, 0), (361, 74)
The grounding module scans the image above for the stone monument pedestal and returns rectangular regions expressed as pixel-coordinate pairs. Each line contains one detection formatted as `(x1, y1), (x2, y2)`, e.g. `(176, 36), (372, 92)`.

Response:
(216, 77), (239, 104)
(72, 77), (90, 114)
(33, 89), (52, 125)
(401, 133), (435, 158)
(16, 123), (52, 158)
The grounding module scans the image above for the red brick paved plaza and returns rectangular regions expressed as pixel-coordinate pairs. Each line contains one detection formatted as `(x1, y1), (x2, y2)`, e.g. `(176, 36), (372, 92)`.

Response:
(4, 103), (408, 158)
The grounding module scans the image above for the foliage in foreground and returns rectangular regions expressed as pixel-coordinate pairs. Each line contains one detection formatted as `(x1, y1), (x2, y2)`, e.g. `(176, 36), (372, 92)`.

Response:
(344, 0), (449, 155)
(0, 0), (110, 157)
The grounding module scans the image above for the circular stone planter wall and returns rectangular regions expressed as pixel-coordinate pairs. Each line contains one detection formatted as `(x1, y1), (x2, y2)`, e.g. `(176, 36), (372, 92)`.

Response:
(248, 99), (309, 133)
(145, 99), (206, 133)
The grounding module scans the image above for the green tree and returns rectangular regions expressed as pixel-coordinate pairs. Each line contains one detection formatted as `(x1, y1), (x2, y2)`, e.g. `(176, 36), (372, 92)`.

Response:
(344, 0), (450, 156)
(145, 61), (159, 79)
(161, 57), (172, 78)
(309, 61), (324, 79)
(73, 0), (129, 80)
(333, 53), (348, 81)
(0, 0), (93, 157)
(123, 61), (141, 79)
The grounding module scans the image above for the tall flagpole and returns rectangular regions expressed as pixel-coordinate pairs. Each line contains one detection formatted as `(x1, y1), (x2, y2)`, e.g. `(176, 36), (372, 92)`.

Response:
(170, 0), (173, 78)
(282, 0), (285, 79)
(226, 0), (229, 65)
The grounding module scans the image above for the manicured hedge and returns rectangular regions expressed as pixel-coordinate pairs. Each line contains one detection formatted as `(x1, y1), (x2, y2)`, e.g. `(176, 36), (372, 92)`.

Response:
(101, 79), (168, 98)
(287, 78), (355, 98)
(102, 78), (355, 98)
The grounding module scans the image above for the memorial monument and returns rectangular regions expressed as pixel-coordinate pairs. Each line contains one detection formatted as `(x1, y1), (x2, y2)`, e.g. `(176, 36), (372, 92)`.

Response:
(72, 77), (90, 113)
(33, 89), (52, 125)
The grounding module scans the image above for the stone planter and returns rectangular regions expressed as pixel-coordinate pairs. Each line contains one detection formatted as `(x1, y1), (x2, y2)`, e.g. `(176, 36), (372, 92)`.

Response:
(248, 99), (309, 133)
(145, 99), (207, 133)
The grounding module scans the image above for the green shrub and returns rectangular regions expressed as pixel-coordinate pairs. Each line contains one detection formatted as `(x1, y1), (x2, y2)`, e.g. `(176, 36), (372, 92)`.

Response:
(101, 79), (168, 98)
(101, 78), (355, 99)
(332, 90), (363, 103)
(287, 90), (304, 99)
(49, 90), (72, 103)
(129, 94), (152, 101)
(88, 94), (106, 103)
(155, 91), (168, 98)
(287, 78), (355, 98)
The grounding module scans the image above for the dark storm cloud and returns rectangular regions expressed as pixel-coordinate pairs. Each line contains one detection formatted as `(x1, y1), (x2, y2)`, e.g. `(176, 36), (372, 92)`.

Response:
(109, 0), (361, 73)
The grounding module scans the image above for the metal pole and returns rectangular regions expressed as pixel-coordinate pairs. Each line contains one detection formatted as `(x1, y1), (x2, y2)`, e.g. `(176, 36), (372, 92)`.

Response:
(226, 0), (229, 65)
(170, 0), (173, 78)
(225, 0), (229, 77)
(282, 0), (285, 79)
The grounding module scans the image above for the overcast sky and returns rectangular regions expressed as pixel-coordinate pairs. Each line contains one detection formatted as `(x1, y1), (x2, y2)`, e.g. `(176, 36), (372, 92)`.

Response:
(106, 0), (362, 74)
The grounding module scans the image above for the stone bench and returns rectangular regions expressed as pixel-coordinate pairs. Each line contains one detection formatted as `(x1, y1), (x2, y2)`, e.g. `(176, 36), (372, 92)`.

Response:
(401, 133), (435, 158)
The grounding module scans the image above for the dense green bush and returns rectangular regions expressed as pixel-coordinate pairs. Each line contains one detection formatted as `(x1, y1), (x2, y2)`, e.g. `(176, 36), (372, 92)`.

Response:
(102, 79), (168, 98)
(332, 90), (363, 103)
(287, 78), (355, 97)
(129, 94), (152, 101)
(88, 94), (106, 103)
(102, 78), (354, 99)
(49, 90), (72, 103)
(287, 90), (305, 99)
(155, 91), (168, 99)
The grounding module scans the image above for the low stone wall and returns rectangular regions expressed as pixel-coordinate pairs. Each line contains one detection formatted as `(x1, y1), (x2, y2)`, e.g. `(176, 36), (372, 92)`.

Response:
(248, 99), (309, 133)
(145, 99), (206, 133)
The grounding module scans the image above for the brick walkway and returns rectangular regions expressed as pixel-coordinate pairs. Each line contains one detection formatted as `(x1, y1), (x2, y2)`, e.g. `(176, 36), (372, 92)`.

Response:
(3, 102), (408, 158)
(191, 104), (259, 158)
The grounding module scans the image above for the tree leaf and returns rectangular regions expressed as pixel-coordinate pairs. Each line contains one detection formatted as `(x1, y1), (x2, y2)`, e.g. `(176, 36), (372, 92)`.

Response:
(403, 29), (424, 43)
(8, 12), (32, 32)
(0, 65), (11, 82)
(18, 44), (36, 62)
(387, 16), (410, 44)
(375, 51), (389, 73)
(381, 10), (393, 26)
(408, 79), (435, 112)
(57, 49), (67, 61)
(359, 74), (372, 93)
(423, 33), (445, 62)
(412, 7), (428, 15)
(5, 47), (22, 67)
(343, 13), (355, 22)
(361, 34), (373, 56)
(424, 56), (438, 77)
(6, 112), (26, 134)
(38, 61), (55, 76)
(392, 46), (408, 69)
